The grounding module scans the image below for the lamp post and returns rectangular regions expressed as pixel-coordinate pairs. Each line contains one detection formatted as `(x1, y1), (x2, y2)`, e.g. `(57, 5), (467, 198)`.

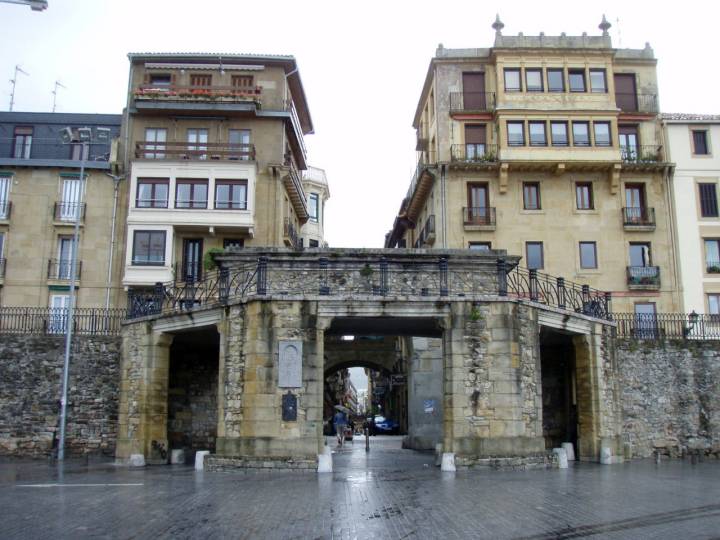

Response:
(0, 0), (48, 10)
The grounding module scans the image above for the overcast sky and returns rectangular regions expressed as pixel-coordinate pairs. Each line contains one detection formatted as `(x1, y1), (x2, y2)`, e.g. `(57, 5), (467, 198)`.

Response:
(2, 0), (719, 248)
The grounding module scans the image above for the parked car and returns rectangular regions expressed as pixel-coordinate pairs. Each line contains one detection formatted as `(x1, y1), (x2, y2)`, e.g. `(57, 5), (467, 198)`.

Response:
(373, 415), (399, 434)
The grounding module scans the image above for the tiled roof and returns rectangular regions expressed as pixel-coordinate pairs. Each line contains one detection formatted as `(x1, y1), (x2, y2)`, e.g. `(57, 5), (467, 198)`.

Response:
(662, 113), (720, 122)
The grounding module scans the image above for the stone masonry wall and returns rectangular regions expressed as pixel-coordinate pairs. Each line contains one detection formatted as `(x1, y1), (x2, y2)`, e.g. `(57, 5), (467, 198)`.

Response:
(0, 335), (121, 458)
(615, 338), (720, 458)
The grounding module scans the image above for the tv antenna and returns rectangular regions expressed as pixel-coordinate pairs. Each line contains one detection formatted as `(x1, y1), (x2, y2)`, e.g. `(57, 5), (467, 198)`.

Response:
(9, 65), (29, 111)
(616, 17), (622, 48)
(52, 80), (66, 112)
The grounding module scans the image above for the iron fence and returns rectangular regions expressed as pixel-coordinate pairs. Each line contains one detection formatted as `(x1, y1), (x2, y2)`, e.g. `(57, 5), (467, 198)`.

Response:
(622, 207), (655, 227)
(449, 92), (496, 112)
(451, 144), (498, 163)
(0, 307), (126, 335)
(621, 145), (663, 163)
(613, 312), (720, 340)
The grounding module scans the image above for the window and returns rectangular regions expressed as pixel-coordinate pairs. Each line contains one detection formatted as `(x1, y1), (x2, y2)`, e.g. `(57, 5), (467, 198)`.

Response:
(13, 127), (32, 159)
(215, 180), (247, 210)
(132, 231), (166, 265)
(309, 239), (320, 248)
(144, 128), (167, 159)
(504, 68), (521, 92)
(589, 69), (607, 92)
(528, 122), (547, 146)
(525, 69), (543, 92)
(619, 125), (639, 160)
(593, 122), (611, 146)
(136, 178), (169, 208)
(625, 183), (647, 214)
(466, 183), (490, 224)
(579, 242), (597, 269)
(709, 294), (720, 315)
(693, 130), (709, 155)
(572, 122), (590, 146)
(309, 193), (320, 222)
(224, 238), (245, 249)
(629, 243), (652, 267)
(469, 242), (491, 251)
(228, 129), (251, 160)
(231, 75), (254, 89)
(698, 183), (718, 217)
(59, 177), (82, 222)
(149, 74), (172, 86)
(568, 69), (586, 92)
(49, 294), (70, 333)
(705, 239), (720, 272)
(56, 236), (74, 279)
(176, 179), (208, 209)
(507, 121), (525, 146)
(187, 128), (208, 160)
(190, 74), (211, 87)
(523, 182), (541, 210)
(526, 242), (544, 269)
(0, 175), (10, 219)
(547, 69), (565, 92)
(551, 122), (569, 146)
(576, 182), (593, 210)
(464, 124), (486, 159)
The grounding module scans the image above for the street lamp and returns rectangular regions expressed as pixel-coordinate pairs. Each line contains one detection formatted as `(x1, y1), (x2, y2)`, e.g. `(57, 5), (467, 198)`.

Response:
(0, 0), (47, 10)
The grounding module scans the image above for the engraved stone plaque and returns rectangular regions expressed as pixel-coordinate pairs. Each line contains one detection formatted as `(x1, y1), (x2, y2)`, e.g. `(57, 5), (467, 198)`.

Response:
(278, 340), (302, 388)
(282, 391), (298, 422)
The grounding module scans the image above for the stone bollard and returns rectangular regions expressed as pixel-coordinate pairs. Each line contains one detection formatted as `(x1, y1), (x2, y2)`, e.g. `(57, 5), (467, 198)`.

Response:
(435, 443), (443, 467)
(655, 450), (661, 465)
(195, 450), (210, 471)
(129, 454), (145, 467)
(600, 445), (613, 465)
(441, 452), (456, 472)
(553, 448), (569, 469)
(561, 442), (575, 461)
(317, 453), (332, 473)
(170, 449), (185, 465)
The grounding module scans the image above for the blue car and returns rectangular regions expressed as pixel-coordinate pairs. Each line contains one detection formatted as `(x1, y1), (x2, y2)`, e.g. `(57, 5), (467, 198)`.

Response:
(373, 415), (399, 434)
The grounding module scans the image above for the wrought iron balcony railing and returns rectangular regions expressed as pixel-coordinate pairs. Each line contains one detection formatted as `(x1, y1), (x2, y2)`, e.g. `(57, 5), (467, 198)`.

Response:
(613, 312), (720, 340)
(627, 266), (660, 287)
(0, 201), (10, 219)
(463, 207), (496, 226)
(449, 92), (496, 112)
(134, 84), (262, 101)
(451, 144), (498, 163)
(615, 93), (658, 114)
(0, 307), (126, 336)
(622, 207), (655, 227)
(283, 218), (300, 250)
(135, 141), (255, 161)
(621, 145), (663, 163)
(47, 259), (82, 280)
(53, 201), (86, 222)
(174, 262), (202, 283)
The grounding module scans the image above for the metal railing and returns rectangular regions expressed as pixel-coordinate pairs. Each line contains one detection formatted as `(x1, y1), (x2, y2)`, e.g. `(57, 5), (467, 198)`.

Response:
(0, 258), (5, 278)
(53, 201), (86, 222)
(449, 92), (496, 112)
(621, 145), (663, 163)
(0, 201), (11, 219)
(451, 144), (498, 163)
(622, 207), (655, 227)
(413, 215), (436, 248)
(627, 266), (660, 287)
(135, 141), (255, 161)
(615, 93), (658, 114)
(134, 84), (262, 100)
(284, 219), (300, 250)
(174, 262), (202, 283)
(47, 259), (82, 280)
(0, 307), (126, 335)
(614, 312), (720, 340)
(463, 207), (496, 226)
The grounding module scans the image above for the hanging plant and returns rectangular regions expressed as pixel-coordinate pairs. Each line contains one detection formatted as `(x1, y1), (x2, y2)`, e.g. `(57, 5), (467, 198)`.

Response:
(203, 247), (226, 271)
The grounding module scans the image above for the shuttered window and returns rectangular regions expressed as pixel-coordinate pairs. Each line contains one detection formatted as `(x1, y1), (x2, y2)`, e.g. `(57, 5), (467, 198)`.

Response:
(699, 183), (719, 217)
(693, 130), (709, 155)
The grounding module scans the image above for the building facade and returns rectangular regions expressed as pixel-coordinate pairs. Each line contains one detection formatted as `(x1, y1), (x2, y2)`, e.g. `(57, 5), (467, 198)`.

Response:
(0, 112), (124, 309)
(301, 165), (330, 247)
(664, 114), (720, 314)
(386, 17), (681, 314)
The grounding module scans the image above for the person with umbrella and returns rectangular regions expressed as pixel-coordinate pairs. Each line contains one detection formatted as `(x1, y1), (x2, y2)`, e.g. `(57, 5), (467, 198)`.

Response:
(333, 405), (348, 446)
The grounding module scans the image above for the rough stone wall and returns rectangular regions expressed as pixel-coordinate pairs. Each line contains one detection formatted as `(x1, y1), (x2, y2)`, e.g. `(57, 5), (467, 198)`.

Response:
(221, 304), (247, 439)
(616, 338), (720, 458)
(405, 336), (443, 450)
(0, 335), (121, 458)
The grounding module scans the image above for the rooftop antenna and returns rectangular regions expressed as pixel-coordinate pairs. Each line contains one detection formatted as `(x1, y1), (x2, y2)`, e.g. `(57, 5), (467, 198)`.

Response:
(52, 80), (66, 112)
(9, 64), (29, 111)
(616, 17), (622, 48)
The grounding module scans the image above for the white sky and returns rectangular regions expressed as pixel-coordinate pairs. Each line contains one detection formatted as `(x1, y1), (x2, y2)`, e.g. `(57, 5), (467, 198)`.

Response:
(2, 0), (719, 248)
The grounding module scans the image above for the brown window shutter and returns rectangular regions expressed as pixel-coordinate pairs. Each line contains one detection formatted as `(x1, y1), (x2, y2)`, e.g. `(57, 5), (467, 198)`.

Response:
(700, 183), (718, 217)
(465, 124), (486, 144)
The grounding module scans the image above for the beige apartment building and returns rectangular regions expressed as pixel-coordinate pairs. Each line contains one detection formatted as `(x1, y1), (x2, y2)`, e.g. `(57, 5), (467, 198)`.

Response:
(301, 165), (330, 248)
(386, 16), (680, 314)
(0, 112), (125, 310)
(121, 53), (315, 293)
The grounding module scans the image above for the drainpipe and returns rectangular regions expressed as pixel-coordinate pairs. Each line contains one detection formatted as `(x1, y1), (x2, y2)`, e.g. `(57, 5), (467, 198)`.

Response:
(104, 173), (125, 309)
(440, 164), (447, 248)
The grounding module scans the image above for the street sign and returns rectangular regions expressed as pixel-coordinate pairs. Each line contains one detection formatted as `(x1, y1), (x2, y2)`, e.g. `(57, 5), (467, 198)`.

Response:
(390, 374), (406, 386)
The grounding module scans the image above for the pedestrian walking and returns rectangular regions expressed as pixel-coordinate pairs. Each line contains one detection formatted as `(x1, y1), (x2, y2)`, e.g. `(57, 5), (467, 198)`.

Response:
(333, 407), (347, 446)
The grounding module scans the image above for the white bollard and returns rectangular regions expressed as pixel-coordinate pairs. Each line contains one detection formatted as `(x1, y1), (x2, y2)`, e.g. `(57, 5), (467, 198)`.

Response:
(129, 454), (145, 467)
(553, 448), (568, 469)
(195, 450), (210, 471)
(441, 452), (456, 472)
(435, 443), (443, 467)
(561, 442), (575, 461)
(600, 445), (613, 465)
(317, 453), (333, 473)
(170, 449), (185, 465)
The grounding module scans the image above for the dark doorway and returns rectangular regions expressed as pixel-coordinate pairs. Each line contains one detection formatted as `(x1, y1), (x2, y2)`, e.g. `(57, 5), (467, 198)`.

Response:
(182, 238), (203, 281)
(540, 330), (578, 451)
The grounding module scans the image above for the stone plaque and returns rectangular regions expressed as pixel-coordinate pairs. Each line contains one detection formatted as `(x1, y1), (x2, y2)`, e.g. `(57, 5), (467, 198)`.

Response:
(282, 392), (298, 422)
(278, 340), (302, 388)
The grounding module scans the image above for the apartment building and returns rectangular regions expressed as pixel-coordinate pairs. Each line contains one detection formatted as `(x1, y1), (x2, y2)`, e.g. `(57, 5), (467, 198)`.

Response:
(301, 165), (330, 247)
(664, 114), (720, 314)
(386, 16), (680, 314)
(121, 53), (314, 292)
(0, 112), (123, 309)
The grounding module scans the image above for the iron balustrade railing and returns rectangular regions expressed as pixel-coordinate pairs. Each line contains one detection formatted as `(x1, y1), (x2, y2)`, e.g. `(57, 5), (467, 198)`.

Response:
(463, 207), (496, 226)
(0, 258), (5, 278)
(706, 260), (720, 274)
(621, 145), (663, 163)
(48, 259), (82, 280)
(615, 93), (658, 113)
(449, 92), (496, 112)
(613, 312), (720, 340)
(622, 207), (655, 227)
(627, 266), (660, 287)
(134, 84), (262, 100)
(284, 218), (300, 250)
(0, 307), (126, 335)
(53, 201), (86, 222)
(414, 215), (436, 248)
(451, 144), (498, 163)
(0, 201), (11, 219)
(135, 141), (255, 161)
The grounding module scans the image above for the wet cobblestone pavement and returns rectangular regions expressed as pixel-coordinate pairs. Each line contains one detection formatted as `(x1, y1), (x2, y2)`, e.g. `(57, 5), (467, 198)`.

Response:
(2, 436), (720, 539)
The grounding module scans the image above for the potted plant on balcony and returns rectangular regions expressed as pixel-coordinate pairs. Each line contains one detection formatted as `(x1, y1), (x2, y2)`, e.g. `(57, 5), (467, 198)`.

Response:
(708, 265), (720, 274)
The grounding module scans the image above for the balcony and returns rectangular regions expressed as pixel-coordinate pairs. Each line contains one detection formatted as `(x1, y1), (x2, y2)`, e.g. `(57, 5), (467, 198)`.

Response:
(0, 201), (10, 220)
(621, 145), (663, 164)
(463, 207), (496, 231)
(53, 202), (86, 223)
(283, 158), (309, 223)
(622, 207), (656, 230)
(449, 92), (496, 113)
(134, 84), (262, 104)
(627, 266), (660, 290)
(48, 259), (82, 281)
(285, 98), (308, 169)
(174, 262), (202, 284)
(283, 218), (300, 250)
(615, 93), (658, 114)
(413, 215), (436, 248)
(451, 144), (498, 164)
(135, 141), (255, 161)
